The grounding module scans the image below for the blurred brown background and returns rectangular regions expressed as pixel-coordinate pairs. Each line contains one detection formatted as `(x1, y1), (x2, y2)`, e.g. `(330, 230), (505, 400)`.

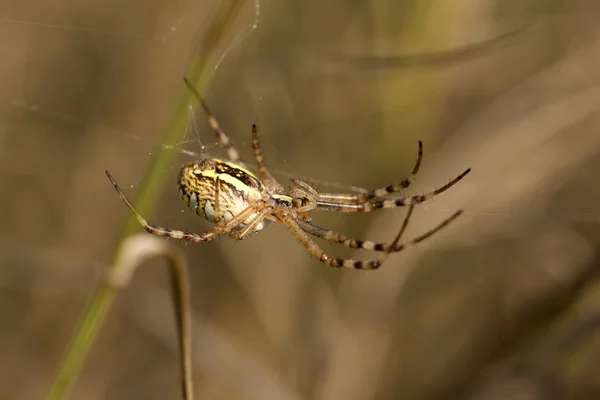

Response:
(2, 0), (600, 399)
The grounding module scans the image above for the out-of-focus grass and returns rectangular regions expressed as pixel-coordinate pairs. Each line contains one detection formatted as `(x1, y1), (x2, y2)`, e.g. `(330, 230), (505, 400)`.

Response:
(0, 0), (597, 399)
(46, 2), (247, 399)
(374, 0), (456, 156)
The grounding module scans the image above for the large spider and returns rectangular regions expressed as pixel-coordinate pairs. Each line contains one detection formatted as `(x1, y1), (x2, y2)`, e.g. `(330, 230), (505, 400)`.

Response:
(105, 78), (471, 269)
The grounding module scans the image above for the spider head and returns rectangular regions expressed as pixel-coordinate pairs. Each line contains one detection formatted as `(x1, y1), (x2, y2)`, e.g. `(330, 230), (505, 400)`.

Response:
(288, 178), (318, 213)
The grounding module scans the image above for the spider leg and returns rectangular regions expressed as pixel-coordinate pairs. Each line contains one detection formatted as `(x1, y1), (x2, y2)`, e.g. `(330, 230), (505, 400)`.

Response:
(315, 168), (471, 212)
(289, 178), (318, 213)
(251, 123), (285, 193)
(228, 206), (272, 240)
(361, 140), (423, 200)
(298, 207), (463, 253)
(106, 170), (260, 242)
(280, 207), (414, 270)
(306, 140), (424, 207)
(183, 77), (245, 167)
(214, 176), (258, 232)
(375, 204), (414, 266)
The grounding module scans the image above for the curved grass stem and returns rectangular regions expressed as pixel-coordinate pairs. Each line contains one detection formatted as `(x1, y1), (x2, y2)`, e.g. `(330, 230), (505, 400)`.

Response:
(46, 1), (248, 399)
(106, 235), (193, 400)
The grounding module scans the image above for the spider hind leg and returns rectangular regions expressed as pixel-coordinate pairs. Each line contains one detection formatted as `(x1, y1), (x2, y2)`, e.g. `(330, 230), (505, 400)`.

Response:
(283, 204), (421, 270)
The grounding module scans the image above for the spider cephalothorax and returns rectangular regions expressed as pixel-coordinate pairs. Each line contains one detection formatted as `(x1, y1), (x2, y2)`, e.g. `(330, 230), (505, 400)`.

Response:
(106, 77), (471, 269)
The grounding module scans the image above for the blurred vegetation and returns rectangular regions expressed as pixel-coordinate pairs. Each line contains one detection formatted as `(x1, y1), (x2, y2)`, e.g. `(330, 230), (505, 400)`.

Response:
(47, 2), (248, 399)
(1, 0), (600, 399)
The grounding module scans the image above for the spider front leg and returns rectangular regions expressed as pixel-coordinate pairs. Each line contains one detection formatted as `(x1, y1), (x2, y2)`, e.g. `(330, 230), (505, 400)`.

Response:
(288, 141), (425, 213)
(356, 139), (423, 201)
(316, 167), (471, 212)
(307, 140), (424, 209)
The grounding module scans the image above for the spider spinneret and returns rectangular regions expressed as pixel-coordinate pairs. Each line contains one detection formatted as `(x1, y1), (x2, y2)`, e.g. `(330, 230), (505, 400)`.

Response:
(105, 77), (471, 269)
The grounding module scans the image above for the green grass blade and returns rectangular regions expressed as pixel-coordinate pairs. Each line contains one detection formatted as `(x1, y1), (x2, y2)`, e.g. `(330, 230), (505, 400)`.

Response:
(46, 2), (247, 399)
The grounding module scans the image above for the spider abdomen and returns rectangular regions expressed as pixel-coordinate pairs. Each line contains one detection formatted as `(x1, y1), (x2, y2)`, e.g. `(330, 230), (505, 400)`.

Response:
(178, 159), (265, 231)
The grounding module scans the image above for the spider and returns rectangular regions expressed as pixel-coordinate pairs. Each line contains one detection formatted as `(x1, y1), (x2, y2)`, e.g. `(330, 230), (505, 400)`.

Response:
(105, 77), (471, 270)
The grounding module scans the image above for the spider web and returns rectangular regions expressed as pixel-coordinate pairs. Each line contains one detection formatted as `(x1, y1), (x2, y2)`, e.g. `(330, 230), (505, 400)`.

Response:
(1, 1), (266, 198)
(3, 5), (600, 400)
(1, 0), (376, 197)
(3, 2), (600, 231)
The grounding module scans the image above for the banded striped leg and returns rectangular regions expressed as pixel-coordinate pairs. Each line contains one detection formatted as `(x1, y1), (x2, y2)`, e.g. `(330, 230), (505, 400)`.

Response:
(357, 140), (423, 201)
(106, 170), (263, 242)
(251, 123), (284, 193)
(373, 204), (414, 266)
(229, 207), (273, 240)
(307, 141), (424, 208)
(281, 205), (415, 270)
(183, 77), (245, 167)
(315, 168), (471, 212)
(297, 208), (463, 253)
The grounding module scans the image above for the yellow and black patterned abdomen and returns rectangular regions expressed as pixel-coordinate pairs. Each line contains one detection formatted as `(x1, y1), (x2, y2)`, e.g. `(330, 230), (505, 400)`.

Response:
(177, 159), (265, 231)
